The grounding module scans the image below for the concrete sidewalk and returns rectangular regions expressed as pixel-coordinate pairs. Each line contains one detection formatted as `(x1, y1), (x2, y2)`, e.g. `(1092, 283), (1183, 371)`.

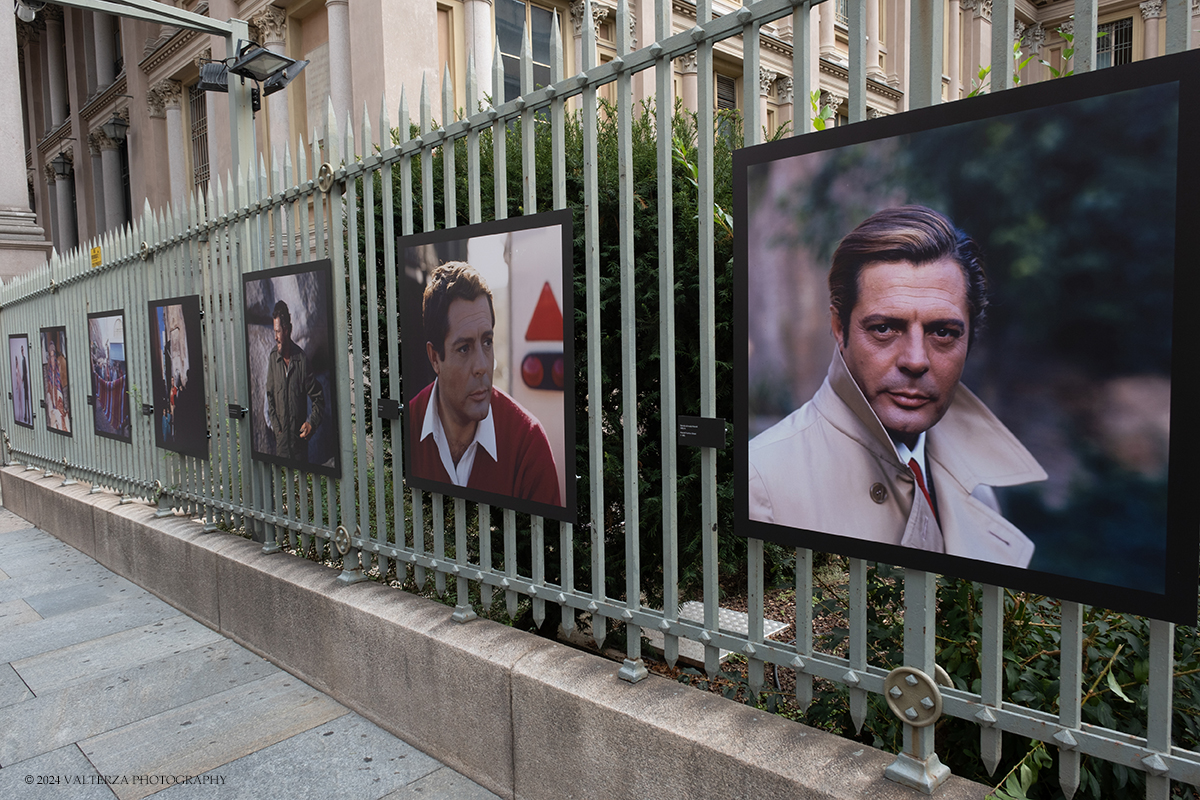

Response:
(0, 505), (500, 800)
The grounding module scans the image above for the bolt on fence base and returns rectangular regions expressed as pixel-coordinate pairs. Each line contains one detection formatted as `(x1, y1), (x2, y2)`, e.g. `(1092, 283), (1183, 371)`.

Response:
(618, 658), (649, 683)
(451, 604), (477, 623)
(885, 752), (950, 795)
(154, 495), (173, 518)
(261, 541), (282, 554)
(60, 476), (77, 487)
(337, 566), (367, 584)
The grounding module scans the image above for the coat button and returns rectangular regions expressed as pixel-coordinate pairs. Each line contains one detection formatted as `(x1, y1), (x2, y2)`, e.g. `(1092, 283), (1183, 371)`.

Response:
(870, 483), (888, 504)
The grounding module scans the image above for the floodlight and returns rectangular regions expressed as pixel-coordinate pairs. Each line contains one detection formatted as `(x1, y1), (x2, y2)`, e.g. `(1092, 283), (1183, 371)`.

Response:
(262, 59), (309, 96)
(228, 40), (295, 83)
(14, 0), (46, 23)
(198, 61), (229, 93)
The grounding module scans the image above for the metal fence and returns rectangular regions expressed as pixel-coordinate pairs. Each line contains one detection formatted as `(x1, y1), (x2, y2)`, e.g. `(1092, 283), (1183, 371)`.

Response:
(3, 0), (1197, 796)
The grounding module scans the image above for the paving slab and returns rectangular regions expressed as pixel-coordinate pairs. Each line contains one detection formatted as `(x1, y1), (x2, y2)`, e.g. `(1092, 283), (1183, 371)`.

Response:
(12, 614), (226, 694)
(0, 561), (130, 606)
(80, 672), (349, 800)
(0, 598), (41, 632)
(381, 766), (504, 800)
(0, 744), (117, 800)
(0, 662), (33, 709)
(0, 640), (279, 766)
(21, 574), (144, 620)
(154, 713), (444, 800)
(0, 592), (162, 664)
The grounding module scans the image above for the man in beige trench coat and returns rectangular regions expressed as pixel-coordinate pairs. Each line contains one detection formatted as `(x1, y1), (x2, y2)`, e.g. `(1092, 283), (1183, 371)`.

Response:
(748, 206), (1047, 568)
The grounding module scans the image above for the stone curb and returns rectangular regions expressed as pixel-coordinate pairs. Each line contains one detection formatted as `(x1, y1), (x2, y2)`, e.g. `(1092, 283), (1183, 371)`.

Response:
(0, 466), (991, 800)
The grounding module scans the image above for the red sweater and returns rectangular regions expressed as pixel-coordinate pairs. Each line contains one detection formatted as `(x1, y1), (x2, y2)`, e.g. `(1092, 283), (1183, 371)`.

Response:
(409, 383), (562, 507)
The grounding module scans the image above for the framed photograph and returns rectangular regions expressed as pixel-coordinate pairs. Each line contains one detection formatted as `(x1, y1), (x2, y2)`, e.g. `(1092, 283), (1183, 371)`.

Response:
(242, 259), (340, 478)
(149, 295), (208, 459)
(398, 210), (576, 523)
(734, 51), (1200, 623)
(9, 334), (33, 429)
(39, 326), (72, 438)
(87, 310), (132, 443)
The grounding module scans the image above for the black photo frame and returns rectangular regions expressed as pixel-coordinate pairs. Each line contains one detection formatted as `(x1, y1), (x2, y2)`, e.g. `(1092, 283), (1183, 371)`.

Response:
(149, 295), (209, 459)
(39, 326), (72, 438)
(87, 310), (132, 443)
(9, 334), (33, 429)
(734, 51), (1200, 624)
(398, 210), (576, 524)
(242, 259), (340, 478)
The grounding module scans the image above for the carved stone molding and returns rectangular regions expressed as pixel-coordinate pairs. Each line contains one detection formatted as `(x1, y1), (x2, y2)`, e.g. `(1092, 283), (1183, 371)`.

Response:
(195, 47), (212, 68)
(868, 107), (888, 119)
(965, 0), (992, 21)
(1140, 0), (1164, 19)
(15, 20), (41, 48)
(819, 90), (845, 112)
(1061, 19), (1074, 36)
(571, 0), (585, 35)
(629, 9), (637, 49)
(1022, 22), (1045, 54)
(42, 164), (57, 184)
(88, 127), (122, 152)
(41, 4), (63, 25)
(151, 79), (184, 112)
(759, 67), (777, 97)
(1013, 20), (1026, 43)
(675, 52), (698, 73)
(250, 6), (288, 45)
(777, 76), (794, 104)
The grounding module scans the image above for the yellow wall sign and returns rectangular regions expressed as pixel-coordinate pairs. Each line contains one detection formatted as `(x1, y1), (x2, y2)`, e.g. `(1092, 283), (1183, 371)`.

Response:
(90, 246), (101, 268)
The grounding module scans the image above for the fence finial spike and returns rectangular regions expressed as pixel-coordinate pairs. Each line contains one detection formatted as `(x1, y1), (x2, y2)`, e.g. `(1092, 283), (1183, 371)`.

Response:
(582, 0), (596, 72)
(617, 0), (631, 56)
(379, 92), (390, 149)
(466, 51), (477, 116)
(551, 11), (563, 83)
(493, 37), (504, 101)
(419, 72), (431, 134)
(443, 62), (454, 122)
(520, 18), (532, 96)
(399, 87), (411, 144)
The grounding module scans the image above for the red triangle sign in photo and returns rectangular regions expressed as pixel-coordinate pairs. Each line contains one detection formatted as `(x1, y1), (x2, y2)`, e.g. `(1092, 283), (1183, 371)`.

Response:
(524, 282), (563, 341)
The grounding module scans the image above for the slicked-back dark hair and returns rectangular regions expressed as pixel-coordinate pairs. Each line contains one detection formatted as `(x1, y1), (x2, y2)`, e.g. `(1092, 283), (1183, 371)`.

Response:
(271, 300), (292, 331)
(829, 205), (988, 347)
(422, 262), (495, 359)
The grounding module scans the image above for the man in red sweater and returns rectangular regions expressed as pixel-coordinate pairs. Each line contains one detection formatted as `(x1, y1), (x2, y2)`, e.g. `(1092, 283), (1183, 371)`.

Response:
(409, 262), (561, 507)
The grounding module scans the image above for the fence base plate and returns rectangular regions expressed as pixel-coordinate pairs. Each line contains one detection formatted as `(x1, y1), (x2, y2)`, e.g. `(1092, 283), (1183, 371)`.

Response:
(885, 751), (950, 795)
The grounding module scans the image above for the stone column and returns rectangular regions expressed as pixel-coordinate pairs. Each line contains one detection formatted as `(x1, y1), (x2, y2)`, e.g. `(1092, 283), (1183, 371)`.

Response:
(51, 149), (77, 252)
(819, 90), (845, 125)
(150, 79), (186, 207)
(44, 5), (67, 127)
(93, 12), (114, 89)
(94, 123), (126, 232)
(759, 67), (776, 134)
(251, 6), (290, 165)
(0, 8), (51, 278)
(948, 0), (961, 98)
(867, 0), (885, 79)
(88, 132), (106, 232)
(465, 0), (494, 106)
(1141, 1), (1163, 60)
(819, 2), (837, 59)
(776, 76), (794, 134)
(326, 0), (353, 124)
(676, 52), (698, 113)
(961, 0), (991, 92)
(1020, 22), (1045, 83)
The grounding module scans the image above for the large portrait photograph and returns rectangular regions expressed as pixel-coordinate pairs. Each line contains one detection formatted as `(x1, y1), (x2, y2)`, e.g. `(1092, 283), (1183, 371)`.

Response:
(39, 326), (72, 437)
(399, 210), (576, 523)
(242, 259), (340, 477)
(9, 334), (33, 429)
(149, 295), (208, 459)
(87, 311), (131, 443)
(734, 52), (1200, 622)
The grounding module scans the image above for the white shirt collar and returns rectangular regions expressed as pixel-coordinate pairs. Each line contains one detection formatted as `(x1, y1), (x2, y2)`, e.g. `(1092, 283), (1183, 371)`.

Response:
(419, 379), (498, 486)
(894, 431), (927, 476)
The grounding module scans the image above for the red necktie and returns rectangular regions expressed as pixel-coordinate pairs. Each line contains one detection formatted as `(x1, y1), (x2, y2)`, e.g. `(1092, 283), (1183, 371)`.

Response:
(908, 458), (939, 524)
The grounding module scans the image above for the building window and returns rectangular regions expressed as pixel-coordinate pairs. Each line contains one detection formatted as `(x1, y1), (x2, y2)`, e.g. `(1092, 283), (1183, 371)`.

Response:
(112, 20), (123, 75)
(1097, 18), (1133, 69)
(189, 83), (209, 197)
(119, 140), (131, 225)
(835, 0), (848, 27)
(716, 74), (737, 110)
(496, 0), (555, 103)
